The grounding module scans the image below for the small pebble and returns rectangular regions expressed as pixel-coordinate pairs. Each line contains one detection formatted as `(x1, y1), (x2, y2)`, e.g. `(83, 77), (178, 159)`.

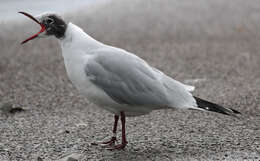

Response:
(0, 102), (25, 114)
(37, 157), (44, 161)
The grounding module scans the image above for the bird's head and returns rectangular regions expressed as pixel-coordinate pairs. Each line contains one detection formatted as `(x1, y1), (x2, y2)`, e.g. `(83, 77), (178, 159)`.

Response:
(19, 11), (67, 44)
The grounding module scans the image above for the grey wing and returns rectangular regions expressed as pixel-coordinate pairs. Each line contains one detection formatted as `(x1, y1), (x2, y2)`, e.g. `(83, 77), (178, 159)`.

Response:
(85, 49), (170, 106)
(152, 68), (197, 109)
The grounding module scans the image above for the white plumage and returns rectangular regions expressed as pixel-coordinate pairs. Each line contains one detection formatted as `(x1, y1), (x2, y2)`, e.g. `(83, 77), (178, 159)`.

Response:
(60, 23), (198, 116)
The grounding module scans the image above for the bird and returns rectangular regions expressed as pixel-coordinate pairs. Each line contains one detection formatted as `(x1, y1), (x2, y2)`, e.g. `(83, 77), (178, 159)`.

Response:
(19, 11), (241, 150)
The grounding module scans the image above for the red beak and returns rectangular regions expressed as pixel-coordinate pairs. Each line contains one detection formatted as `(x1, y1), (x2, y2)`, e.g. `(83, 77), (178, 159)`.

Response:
(19, 12), (46, 44)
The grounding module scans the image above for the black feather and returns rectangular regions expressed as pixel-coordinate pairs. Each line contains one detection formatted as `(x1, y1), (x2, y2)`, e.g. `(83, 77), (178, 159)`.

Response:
(194, 96), (241, 116)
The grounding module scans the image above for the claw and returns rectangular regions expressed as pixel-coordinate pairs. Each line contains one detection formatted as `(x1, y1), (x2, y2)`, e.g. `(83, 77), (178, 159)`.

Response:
(91, 137), (117, 147)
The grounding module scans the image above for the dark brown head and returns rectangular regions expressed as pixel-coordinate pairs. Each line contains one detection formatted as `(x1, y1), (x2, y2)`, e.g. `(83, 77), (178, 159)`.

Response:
(19, 12), (67, 44)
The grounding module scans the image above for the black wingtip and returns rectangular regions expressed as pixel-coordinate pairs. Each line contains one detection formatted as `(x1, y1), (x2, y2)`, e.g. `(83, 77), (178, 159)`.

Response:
(194, 96), (241, 117)
(230, 108), (241, 114)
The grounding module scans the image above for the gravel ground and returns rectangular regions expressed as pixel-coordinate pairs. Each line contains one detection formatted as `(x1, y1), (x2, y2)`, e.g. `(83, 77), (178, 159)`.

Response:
(0, 0), (259, 160)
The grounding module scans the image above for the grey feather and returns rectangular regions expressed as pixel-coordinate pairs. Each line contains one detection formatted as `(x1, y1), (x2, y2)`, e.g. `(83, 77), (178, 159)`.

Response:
(85, 48), (170, 106)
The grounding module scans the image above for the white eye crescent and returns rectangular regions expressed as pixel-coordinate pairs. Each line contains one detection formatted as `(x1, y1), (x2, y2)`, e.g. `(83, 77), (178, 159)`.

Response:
(46, 17), (54, 24)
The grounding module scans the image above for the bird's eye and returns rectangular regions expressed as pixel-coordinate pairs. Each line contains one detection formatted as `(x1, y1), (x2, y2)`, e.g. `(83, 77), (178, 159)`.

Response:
(46, 18), (54, 24)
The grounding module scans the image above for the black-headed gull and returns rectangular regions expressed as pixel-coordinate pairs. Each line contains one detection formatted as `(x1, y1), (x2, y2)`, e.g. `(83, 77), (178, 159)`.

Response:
(19, 12), (240, 150)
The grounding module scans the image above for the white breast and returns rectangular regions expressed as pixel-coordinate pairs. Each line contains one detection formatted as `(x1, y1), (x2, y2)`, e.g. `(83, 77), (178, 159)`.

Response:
(62, 50), (119, 108)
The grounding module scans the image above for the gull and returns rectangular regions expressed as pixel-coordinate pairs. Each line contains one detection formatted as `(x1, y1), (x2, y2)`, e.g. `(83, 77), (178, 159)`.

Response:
(19, 12), (240, 150)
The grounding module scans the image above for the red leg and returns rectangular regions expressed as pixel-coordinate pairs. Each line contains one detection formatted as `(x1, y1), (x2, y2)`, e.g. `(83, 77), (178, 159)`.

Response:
(101, 115), (119, 145)
(91, 115), (119, 146)
(113, 115), (119, 134)
(109, 111), (128, 150)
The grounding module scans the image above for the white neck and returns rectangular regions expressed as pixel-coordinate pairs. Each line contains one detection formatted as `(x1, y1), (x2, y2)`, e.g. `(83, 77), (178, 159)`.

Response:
(60, 23), (104, 56)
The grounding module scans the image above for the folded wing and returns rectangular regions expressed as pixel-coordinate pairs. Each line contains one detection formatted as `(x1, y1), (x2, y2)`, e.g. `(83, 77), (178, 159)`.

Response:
(85, 47), (197, 109)
(85, 48), (170, 107)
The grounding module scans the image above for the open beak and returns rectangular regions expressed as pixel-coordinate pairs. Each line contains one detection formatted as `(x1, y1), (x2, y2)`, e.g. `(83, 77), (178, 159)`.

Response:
(19, 11), (46, 44)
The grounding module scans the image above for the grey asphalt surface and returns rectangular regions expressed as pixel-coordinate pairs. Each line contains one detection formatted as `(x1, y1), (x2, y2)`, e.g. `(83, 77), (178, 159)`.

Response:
(0, 0), (259, 160)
